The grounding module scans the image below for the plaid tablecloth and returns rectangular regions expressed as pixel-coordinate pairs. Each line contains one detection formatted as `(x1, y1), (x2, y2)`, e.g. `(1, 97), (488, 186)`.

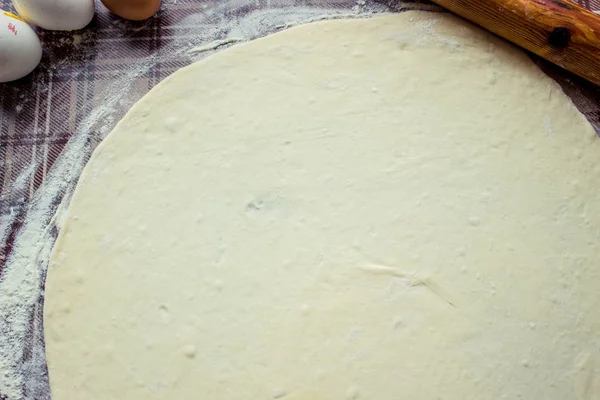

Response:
(0, 0), (599, 399)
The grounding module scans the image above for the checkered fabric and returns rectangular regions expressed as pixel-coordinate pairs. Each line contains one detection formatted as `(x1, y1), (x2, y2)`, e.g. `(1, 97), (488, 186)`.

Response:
(0, 1), (599, 398)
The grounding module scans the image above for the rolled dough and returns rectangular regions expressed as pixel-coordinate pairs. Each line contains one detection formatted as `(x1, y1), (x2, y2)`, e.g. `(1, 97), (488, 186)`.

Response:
(45, 12), (600, 400)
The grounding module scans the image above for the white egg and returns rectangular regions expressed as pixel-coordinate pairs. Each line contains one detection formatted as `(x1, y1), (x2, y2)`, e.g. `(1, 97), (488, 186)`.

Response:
(0, 11), (42, 83)
(13, 0), (94, 31)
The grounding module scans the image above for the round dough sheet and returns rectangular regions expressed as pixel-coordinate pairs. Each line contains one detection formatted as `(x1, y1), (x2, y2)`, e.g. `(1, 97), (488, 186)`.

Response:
(45, 11), (600, 400)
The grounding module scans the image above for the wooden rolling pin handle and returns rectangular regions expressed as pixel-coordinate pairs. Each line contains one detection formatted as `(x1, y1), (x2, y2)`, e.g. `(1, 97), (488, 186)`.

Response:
(430, 0), (600, 86)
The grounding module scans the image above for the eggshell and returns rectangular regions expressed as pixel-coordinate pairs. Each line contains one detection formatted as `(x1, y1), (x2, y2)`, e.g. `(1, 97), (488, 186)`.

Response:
(13, 0), (95, 30)
(100, 0), (161, 21)
(0, 11), (42, 83)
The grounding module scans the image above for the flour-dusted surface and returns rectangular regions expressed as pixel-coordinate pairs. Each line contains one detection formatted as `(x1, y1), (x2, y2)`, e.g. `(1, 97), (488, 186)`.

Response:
(0, 1), (600, 399)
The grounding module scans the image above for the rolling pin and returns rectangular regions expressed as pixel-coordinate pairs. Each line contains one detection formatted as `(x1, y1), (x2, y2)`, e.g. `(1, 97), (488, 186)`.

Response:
(429, 0), (600, 86)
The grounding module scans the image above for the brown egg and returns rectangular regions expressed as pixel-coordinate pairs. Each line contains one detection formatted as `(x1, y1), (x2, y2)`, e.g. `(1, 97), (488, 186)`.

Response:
(101, 0), (161, 21)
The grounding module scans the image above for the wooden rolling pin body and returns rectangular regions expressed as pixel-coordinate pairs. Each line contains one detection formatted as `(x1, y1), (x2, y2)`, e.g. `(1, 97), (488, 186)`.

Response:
(430, 0), (600, 86)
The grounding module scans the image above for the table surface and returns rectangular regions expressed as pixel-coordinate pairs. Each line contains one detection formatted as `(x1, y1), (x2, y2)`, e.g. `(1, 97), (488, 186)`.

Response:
(0, 1), (599, 399)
